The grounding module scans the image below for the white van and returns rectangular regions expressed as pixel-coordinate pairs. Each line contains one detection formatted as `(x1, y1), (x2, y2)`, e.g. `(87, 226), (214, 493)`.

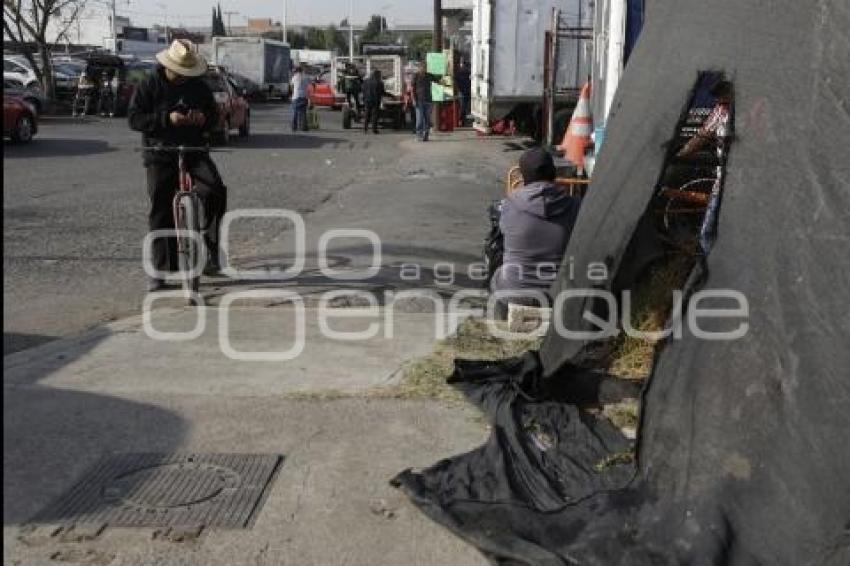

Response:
(4, 56), (39, 89)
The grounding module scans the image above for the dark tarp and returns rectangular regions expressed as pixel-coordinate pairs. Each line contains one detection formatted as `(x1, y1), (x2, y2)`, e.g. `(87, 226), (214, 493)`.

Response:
(393, 1), (850, 564)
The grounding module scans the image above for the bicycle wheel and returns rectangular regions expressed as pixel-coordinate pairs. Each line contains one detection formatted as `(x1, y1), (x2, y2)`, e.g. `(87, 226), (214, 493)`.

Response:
(176, 193), (203, 297)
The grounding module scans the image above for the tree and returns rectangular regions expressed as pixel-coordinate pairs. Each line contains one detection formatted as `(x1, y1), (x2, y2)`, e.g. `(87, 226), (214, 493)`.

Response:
(361, 14), (388, 43)
(305, 27), (325, 49)
(408, 32), (433, 61)
(322, 25), (347, 55)
(3, 0), (87, 100)
(215, 4), (226, 36)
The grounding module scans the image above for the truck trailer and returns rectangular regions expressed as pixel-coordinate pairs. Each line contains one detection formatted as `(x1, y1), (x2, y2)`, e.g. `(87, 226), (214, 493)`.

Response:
(471, 0), (593, 138)
(590, 0), (645, 153)
(207, 37), (291, 100)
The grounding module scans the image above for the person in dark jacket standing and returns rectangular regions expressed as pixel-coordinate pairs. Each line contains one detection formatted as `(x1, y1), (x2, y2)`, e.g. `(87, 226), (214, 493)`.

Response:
(454, 59), (471, 126)
(128, 39), (227, 291)
(411, 63), (437, 141)
(490, 148), (581, 316)
(361, 69), (385, 134)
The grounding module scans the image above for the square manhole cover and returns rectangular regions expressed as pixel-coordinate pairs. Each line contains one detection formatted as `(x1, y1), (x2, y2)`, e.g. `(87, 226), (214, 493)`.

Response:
(33, 453), (283, 528)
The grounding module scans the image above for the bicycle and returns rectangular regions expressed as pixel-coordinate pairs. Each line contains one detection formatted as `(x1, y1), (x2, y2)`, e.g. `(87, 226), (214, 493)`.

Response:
(140, 145), (226, 302)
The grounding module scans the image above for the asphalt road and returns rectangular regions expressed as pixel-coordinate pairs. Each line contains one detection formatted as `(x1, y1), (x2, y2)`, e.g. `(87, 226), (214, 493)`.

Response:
(4, 104), (518, 356)
(3, 104), (412, 354)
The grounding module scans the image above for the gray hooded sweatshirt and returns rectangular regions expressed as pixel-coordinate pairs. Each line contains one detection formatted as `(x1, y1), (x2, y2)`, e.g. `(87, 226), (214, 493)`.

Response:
(491, 181), (581, 294)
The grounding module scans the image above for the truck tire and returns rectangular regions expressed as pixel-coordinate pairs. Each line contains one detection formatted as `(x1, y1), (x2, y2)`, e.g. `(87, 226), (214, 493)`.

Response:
(342, 108), (353, 129)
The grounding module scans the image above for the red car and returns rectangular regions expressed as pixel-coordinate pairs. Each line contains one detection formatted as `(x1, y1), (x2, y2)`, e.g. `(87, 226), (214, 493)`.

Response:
(307, 72), (343, 109)
(204, 67), (251, 145)
(3, 94), (37, 143)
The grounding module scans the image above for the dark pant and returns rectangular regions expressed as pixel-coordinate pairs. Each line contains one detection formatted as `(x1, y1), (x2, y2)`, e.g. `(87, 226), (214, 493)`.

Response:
(458, 92), (470, 125)
(292, 98), (308, 131)
(364, 104), (379, 132)
(347, 91), (361, 113)
(415, 102), (432, 139)
(145, 156), (227, 274)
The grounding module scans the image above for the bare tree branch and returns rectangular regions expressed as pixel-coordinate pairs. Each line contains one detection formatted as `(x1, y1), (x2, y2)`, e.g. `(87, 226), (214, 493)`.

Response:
(3, 0), (88, 99)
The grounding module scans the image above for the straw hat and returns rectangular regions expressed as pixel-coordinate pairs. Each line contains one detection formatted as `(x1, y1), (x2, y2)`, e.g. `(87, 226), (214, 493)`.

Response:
(156, 39), (207, 77)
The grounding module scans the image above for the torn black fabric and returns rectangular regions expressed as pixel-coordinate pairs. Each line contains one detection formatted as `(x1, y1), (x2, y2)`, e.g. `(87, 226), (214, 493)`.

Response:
(394, 1), (850, 564)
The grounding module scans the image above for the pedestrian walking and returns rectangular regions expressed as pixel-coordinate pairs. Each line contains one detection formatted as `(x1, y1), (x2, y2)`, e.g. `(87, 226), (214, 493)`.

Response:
(412, 64), (438, 141)
(290, 65), (309, 132)
(362, 69), (385, 134)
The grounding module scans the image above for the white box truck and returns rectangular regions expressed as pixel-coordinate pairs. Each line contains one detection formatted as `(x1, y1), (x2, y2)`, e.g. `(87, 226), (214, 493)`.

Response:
(208, 37), (291, 100)
(590, 0), (645, 153)
(471, 0), (593, 137)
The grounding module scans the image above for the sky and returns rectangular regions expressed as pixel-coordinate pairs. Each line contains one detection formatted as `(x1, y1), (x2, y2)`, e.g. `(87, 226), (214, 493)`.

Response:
(100, 0), (434, 29)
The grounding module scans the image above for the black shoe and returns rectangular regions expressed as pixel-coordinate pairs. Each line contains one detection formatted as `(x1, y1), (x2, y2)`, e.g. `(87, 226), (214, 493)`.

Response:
(373, 130), (379, 134)
(147, 278), (167, 292)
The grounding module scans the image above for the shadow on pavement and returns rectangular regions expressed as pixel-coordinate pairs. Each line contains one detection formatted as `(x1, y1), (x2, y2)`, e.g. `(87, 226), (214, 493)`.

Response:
(4, 332), (57, 356)
(3, 329), (188, 525)
(238, 133), (348, 150)
(4, 138), (116, 158)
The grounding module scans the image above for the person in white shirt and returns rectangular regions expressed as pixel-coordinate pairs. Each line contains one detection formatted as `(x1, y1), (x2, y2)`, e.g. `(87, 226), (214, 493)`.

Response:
(290, 65), (309, 131)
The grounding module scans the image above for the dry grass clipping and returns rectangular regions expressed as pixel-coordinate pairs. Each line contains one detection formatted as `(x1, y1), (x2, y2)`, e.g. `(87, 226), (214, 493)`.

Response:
(608, 255), (693, 380)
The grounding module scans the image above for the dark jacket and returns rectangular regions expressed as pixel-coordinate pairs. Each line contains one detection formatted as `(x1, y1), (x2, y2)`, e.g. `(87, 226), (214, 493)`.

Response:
(362, 76), (385, 106)
(413, 71), (439, 104)
(128, 66), (218, 164)
(454, 67), (471, 96)
(491, 181), (581, 293)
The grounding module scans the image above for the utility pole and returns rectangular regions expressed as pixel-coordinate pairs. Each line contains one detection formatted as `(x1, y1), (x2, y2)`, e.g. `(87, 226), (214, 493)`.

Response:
(433, 0), (442, 51)
(282, 0), (287, 43)
(348, 0), (354, 61)
(156, 3), (169, 43)
(223, 11), (239, 35)
(110, 0), (117, 53)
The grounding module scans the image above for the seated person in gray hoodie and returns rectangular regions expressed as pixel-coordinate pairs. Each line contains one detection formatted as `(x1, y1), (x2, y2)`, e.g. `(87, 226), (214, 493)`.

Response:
(490, 148), (581, 316)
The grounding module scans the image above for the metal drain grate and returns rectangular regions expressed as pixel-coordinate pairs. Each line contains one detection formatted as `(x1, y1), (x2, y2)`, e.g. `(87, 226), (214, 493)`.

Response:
(33, 453), (283, 528)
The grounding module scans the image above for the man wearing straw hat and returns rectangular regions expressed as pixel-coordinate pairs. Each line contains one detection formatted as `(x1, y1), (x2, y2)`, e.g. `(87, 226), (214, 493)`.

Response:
(129, 39), (228, 292)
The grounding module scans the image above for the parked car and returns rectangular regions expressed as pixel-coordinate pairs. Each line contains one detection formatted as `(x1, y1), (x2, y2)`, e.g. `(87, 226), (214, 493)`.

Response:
(3, 94), (38, 143)
(203, 66), (250, 144)
(4, 56), (39, 89)
(52, 61), (85, 97)
(226, 71), (263, 102)
(307, 71), (342, 109)
(3, 78), (47, 115)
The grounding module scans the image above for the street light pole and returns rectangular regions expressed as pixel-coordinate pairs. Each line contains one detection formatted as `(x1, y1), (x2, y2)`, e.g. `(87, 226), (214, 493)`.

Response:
(282, 0), (288, 43)
(348, 0), (354, 61)
(223, 11), (239, 35)
(110, 0), (117, 53)
(156, 3), (169, 43)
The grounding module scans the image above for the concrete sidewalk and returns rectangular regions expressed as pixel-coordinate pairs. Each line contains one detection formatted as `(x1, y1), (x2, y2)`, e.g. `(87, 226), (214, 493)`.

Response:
(3, 128), (520, 565)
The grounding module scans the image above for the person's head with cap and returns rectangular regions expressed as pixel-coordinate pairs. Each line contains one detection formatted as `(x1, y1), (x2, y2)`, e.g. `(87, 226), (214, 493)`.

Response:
(519, 147), (557, 185)
(156, 39), (207, 84)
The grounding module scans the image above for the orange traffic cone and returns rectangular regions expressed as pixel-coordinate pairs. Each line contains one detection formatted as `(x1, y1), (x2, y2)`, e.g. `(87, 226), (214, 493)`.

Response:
(558, 81), (592, 174)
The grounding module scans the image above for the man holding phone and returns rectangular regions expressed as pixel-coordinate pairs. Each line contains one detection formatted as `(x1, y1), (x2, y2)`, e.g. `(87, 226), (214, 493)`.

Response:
(129, 39), (228, 291)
